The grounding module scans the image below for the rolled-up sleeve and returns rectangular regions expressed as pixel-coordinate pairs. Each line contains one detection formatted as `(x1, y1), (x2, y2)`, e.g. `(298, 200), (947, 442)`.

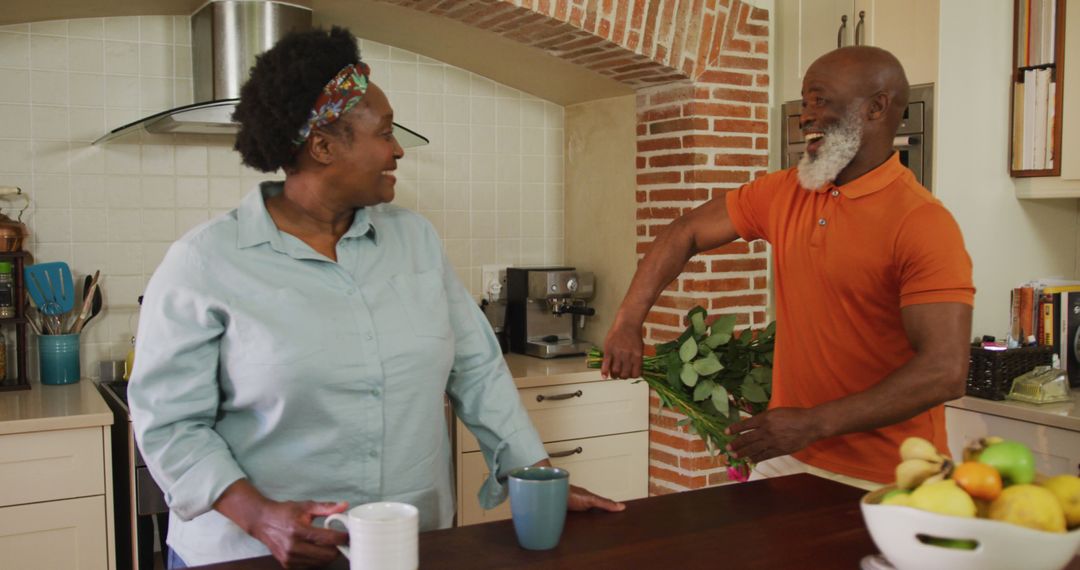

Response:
(439, 252), (546, 509)
(128, 241), (247, 521)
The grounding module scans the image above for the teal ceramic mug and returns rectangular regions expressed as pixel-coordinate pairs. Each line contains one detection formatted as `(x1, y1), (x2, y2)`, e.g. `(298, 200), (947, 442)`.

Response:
(39, 334), (80, 385)
(508, 466), (570, 550)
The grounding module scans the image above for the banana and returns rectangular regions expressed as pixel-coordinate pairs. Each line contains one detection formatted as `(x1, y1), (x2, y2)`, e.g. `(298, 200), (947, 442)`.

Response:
(920, 458), (955, 486)
(895, 457), (946, 490)
(899, 437), (941, 462)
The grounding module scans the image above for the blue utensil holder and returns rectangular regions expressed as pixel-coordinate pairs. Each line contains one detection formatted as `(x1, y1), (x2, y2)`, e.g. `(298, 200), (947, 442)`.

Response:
(39, 334), (80, 385)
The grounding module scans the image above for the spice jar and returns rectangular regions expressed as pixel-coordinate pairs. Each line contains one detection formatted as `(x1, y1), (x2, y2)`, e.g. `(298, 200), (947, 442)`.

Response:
(0, 261), (14, 319)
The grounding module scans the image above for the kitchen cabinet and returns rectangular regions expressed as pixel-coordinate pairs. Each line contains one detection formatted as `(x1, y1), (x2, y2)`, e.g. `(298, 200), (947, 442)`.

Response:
(0, 380), (115, 569)
(454, 355), (649, 526)
(945, 395), (1080, 476)
(775, 0), (940, 104)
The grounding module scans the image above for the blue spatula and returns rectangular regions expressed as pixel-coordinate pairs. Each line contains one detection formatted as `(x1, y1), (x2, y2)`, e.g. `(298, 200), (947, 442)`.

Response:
(25, 262), (75, 315)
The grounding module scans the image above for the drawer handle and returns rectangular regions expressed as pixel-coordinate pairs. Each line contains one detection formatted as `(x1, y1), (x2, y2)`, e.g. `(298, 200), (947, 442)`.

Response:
(549, 446), (583, 458)
(536, 389), (583, 403)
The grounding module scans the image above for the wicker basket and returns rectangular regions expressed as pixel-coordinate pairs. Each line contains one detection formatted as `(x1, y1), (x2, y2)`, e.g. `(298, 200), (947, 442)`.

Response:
(966, 345), (1054, 400)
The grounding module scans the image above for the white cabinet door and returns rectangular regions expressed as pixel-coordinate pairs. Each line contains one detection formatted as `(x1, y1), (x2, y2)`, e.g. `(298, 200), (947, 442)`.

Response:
(775, 0), (940, 103)
(946, 407), (1080, 477)
(458, 431), (649, 526)
(0, 496), (109, 570)
(855, 0), (940, 85)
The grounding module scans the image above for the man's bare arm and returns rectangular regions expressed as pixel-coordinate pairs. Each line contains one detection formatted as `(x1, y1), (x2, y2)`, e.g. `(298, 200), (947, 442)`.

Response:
(602, 196), (742, 379)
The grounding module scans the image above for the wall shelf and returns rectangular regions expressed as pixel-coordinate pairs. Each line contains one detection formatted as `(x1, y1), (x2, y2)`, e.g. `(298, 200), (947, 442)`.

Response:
(1009, 0), (1066, 178)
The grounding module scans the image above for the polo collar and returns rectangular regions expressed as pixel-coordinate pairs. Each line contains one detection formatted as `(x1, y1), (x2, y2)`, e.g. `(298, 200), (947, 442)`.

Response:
(833, 152), (905, 199)
(237, 181), (377, 254)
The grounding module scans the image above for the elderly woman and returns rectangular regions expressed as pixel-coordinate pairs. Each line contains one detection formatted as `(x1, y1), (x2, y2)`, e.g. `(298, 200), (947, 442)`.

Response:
(129, 27), (622, 569)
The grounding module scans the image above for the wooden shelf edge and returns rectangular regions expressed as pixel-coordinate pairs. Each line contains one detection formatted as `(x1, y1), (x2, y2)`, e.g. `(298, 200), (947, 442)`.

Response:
(1014, 176), (1080, 199)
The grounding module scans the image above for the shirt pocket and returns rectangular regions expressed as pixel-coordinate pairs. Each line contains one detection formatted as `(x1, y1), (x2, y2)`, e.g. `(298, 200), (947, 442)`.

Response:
(228, 287), (332, 365)
(392, 269), (452, 340)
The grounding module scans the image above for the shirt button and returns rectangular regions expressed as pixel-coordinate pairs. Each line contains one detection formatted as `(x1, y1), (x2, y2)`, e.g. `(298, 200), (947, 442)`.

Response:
(830, 190), (839, 197)
(818, 218), (827, 226)
(365, 333), (374, 341)
(347, 288), (357, 296)
(369, 450), (379, 458)
(371, 388), (381, 397)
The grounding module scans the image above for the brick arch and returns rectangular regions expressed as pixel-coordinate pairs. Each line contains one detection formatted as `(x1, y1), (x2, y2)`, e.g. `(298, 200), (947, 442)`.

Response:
(384, 0), (771, 494)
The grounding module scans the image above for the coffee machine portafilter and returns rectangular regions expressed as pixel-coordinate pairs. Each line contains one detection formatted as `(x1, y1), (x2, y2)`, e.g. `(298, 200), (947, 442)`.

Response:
(505, 267), (596, 358)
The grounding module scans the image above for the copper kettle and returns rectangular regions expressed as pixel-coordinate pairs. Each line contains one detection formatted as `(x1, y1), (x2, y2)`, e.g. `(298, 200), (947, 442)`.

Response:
(0, 186), (28, 253)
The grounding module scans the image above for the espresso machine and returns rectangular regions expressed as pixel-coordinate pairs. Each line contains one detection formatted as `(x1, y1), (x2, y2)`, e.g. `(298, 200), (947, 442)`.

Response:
(506, 267), (596, 358)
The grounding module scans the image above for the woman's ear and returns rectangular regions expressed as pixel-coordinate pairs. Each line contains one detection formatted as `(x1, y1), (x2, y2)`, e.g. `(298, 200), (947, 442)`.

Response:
(305, 130), (336, 165)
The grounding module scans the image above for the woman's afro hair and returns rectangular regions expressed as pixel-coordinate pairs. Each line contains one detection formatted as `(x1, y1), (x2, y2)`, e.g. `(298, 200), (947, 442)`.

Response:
(232, 26), (360, 173)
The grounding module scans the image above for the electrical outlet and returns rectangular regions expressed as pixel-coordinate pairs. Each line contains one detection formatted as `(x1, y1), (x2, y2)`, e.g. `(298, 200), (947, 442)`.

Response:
(480, 264), (508, 301)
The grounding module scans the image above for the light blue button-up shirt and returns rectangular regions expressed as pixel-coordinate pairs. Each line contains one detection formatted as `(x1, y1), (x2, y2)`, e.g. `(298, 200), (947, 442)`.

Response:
(129, 182), (546, 566)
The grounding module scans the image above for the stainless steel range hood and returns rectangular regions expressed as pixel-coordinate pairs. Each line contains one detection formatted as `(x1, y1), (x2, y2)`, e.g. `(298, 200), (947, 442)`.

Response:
(94, 0), (428, 148)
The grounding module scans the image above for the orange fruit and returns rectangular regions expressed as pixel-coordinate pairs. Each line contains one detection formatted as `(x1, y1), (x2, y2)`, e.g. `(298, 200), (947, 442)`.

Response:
(953, 461), (1003, 501)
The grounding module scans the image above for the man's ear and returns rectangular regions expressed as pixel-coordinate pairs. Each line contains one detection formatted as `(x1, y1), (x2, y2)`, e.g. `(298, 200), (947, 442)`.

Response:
(867, 91), (890, 121)
(305, 130), (336, 166)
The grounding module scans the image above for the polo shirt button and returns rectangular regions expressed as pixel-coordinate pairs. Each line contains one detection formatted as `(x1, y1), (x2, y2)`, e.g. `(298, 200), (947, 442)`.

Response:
(830, 190), (839, 197)
(365, 332), (374, 341)
(818, 218), (827, 226)
(371, 388), (381, 397)
(369, 450), (379, 458)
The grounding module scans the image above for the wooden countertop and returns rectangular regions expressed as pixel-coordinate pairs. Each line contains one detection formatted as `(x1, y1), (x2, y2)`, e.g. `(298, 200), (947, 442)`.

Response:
(945, 391), (1080, 433)
(187, 473), (1080, 570)
(0, 380), (112, 435)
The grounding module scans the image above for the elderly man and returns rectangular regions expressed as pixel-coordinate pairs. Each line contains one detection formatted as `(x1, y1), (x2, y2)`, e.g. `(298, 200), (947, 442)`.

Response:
(602, 46), (974, 489)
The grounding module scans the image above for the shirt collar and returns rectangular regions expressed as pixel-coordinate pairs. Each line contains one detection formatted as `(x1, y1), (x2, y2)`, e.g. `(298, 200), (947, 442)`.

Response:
(832, 152), (905, 199)
(236, 181), (377, 253)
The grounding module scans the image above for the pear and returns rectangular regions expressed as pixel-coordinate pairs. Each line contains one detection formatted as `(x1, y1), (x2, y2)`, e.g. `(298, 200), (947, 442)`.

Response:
(910, 480), (977, 518)
(899, 437), (942, 462)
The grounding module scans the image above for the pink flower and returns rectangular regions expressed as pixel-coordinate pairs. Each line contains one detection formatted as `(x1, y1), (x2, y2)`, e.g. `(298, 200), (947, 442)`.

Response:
(727, 464), (750, 483)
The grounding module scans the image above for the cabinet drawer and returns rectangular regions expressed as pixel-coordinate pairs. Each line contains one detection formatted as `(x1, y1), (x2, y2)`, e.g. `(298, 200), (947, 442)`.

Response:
(0, 428), (105, 507)
(459, 379), (648, 452)
(0, 495), (109, 570)
(458, 431), (649, 526)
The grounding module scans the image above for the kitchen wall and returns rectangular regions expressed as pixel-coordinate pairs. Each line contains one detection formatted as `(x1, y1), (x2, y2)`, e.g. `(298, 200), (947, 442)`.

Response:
(0, 15), (567, 376)
(936, 0), (1079, 338)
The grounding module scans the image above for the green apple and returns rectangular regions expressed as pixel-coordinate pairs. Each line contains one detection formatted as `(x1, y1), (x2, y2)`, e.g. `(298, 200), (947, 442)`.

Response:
(977, 441), (1036, 485)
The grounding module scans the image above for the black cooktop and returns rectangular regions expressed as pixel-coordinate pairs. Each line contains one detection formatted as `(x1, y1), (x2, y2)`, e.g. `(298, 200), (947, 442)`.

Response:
(99, 380), (130, 410)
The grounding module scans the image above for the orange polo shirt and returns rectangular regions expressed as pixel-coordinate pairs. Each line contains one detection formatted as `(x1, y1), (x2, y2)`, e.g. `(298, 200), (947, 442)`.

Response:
(725, 153), (974, 483)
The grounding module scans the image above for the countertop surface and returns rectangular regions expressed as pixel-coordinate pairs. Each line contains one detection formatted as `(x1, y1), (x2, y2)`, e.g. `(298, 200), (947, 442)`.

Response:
(188, 473), (1080, 570)
(945, 390), (1080, 432)
(504, 353), (604, 389)
(0, 380), (112, 435)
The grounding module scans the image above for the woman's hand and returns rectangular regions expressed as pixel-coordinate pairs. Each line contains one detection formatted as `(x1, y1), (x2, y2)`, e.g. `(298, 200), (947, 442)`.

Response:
(214, 479), (349, 568)
(567, 484), (626, 512)
(531, 459), (626, 513)
(249, 499), (350, 568)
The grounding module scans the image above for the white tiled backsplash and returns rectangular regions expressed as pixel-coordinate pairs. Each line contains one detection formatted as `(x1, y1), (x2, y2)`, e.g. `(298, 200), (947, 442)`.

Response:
(0, 16), (565, 375)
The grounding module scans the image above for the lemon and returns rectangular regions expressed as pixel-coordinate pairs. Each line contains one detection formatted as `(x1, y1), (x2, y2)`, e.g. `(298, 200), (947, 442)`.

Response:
(909, 480), (977, 518)
(1041, 475), (1080, 528)
(988, 484), (1066, 533)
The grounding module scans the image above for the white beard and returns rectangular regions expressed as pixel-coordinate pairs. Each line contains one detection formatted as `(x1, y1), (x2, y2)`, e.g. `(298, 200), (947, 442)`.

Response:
(797, 108), (863, 190)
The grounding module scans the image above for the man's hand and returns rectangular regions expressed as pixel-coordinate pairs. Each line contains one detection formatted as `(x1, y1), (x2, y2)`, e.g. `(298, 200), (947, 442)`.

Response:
(248, 499), (350, 568)
(601, 322), (643, 379)
(567, 484), (626, 512)
(725, 407), (824, 463)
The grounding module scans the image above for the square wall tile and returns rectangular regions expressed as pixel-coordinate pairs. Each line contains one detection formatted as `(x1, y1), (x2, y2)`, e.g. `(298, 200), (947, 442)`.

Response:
(68, 19), (104, 39)
(0, 32), (29, 68)
(68, 39), (104, 73)
(30, 35), (68, 71)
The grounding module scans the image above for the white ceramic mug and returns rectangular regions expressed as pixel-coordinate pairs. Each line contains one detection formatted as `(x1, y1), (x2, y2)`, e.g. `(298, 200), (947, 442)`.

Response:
(323, 502), (419, 570)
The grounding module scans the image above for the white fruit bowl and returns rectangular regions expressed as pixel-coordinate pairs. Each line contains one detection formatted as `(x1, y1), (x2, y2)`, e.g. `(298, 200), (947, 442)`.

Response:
(861, 486), (1080, 570)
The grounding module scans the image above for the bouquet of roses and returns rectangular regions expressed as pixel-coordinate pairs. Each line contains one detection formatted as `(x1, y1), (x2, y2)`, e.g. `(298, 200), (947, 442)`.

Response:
(588, 306), (775, 481)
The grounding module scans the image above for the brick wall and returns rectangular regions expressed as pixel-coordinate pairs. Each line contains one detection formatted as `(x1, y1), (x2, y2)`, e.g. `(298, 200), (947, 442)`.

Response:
(386, 0), (771, 494)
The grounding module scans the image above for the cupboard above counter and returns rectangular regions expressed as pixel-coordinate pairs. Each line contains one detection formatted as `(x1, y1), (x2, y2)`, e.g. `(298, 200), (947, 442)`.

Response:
(774, 0), (941, 104)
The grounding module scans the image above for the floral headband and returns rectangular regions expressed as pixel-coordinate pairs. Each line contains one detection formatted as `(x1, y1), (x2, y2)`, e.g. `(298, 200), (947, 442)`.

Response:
(293, 62), (372, 147)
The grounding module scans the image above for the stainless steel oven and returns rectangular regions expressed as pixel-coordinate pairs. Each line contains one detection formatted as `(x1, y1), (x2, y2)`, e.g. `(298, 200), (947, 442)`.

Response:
(781, 83), (934, 192)
(97, 380), (169, 570)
